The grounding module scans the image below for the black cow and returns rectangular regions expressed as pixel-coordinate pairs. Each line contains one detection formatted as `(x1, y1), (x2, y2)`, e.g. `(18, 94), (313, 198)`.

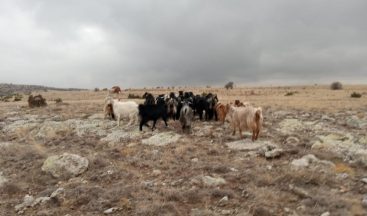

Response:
(142, 92), (155, 105)
(138, 104), (168, 131)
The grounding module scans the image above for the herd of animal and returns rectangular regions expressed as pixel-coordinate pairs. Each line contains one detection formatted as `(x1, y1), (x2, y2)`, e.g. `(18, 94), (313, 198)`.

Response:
(104, 91), (263, 141)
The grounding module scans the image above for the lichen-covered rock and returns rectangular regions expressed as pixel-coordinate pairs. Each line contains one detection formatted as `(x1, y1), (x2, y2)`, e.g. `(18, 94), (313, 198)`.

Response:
(42, 153), (89, 178)
(142, 132), (181, 146)
(101, 129), (142, 145)
(291, 154), (335, 172)
(201, 176), (226, 187)
(226, 140), (273, 151)
(312, 133), (367, 166)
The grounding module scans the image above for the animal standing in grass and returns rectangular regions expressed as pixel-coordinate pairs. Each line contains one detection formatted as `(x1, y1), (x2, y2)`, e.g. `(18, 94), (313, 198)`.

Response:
(105, 97), (138, 126)
(226, 105), (263, 141)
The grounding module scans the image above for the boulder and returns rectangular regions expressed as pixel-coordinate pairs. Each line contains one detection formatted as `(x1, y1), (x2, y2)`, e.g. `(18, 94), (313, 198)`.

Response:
(42, 153), (89, 178)
(142, 132), (181, 146)
(290, 154), (335, 172)
(312, 133), (367, 166)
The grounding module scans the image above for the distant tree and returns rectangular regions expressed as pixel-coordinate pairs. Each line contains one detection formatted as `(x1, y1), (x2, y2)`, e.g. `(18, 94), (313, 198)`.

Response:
(94, 88), (100, 92)
(225, 81), (234, 90)
(330, 81), (342, 90)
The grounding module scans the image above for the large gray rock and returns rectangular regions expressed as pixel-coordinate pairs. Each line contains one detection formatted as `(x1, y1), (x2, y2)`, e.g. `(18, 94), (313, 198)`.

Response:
(278, 119), (326, 134)
(34, 121), (70, 139)
(15, 195), (35, 212)
(346, 116), (367, 129)
(312, 133), (367, 166)
(226, 140), (274, 151)
(142, 132), (181, 146)
(101, 129), (142, 145)
(42, 153), (89, 178)
(291, 154), (335, 172)
(65, 119), (115, 137)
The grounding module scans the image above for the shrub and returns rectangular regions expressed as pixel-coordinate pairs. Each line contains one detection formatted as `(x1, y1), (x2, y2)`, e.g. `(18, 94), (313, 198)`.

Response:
(225, 81), (234, 90)
(128, 94), (141, 99)
(330, 81), (343, 90)
(102, 88), (108, 91)
(13, 94), (23, 101)
(351, 92), (362, 98)
(94, 88), (100, 92)
(55, 98), (63, 103)
(285, 91), (297, 96)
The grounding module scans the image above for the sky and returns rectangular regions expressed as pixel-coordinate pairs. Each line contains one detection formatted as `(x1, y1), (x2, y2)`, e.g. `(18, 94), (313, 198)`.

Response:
(1, 0), (366, 88)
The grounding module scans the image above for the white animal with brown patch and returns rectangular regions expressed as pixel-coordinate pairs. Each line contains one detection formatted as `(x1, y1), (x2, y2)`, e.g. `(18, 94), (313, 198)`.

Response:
(225, 105), (263, 141)
(105, 97), (139, 126)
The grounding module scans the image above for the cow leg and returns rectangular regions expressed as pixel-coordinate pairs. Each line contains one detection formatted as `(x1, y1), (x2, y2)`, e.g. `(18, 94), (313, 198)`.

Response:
(152, 120), (157, 131)
(252, 131), (256, 141)
(117, 115), (121, 127)
(139, 120), (145, 131)
(239, 128), (243, 139)
(163, 118), (168, 127)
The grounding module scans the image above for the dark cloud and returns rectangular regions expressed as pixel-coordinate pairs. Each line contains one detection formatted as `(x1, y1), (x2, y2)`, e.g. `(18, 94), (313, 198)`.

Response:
(1, 0), (366, 88)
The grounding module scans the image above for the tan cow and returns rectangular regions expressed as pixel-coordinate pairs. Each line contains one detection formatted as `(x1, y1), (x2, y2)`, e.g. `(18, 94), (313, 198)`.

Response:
(225, 105), (263, 141)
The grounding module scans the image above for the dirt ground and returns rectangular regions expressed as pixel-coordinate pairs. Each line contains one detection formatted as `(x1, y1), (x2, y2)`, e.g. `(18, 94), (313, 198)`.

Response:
(0, 85), (367, 216)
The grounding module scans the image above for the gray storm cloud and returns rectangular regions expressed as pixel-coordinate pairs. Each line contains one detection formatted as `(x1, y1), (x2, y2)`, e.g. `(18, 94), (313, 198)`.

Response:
(1, 0), (367, 88)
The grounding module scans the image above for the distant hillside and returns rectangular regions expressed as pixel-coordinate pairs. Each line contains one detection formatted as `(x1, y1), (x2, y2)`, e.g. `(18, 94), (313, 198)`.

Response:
(0, 83), (86, 96)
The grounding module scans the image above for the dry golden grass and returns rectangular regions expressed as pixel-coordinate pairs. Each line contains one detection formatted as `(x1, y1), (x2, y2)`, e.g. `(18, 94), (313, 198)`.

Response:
(4, 84), (364, 113)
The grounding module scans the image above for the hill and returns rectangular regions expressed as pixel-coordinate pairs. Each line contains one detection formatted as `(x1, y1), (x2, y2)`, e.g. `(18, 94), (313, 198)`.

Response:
(0, 83), (86, 96)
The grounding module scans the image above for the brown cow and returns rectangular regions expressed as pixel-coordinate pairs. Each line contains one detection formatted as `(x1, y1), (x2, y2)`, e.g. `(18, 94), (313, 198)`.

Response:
(215, 103), (228, 123)
(111, 86), (122, 94)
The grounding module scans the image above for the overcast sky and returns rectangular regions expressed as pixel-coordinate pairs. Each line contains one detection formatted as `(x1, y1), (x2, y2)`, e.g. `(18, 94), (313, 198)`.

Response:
(1, 0), (366, 88)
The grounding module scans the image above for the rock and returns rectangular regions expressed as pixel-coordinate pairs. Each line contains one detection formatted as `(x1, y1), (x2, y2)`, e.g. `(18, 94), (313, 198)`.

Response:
(257, 144), (283, 159)
(312, 133), (367, 166)
(321, 115), (335, 122)
(42, 153), (89, 179)
(264, 148), (283, 159)
(142, 132), (181, 146)
(65, 119), (115, 137)
(0, 142), (12, 149)
(202, 176), (226, 187)
(320, 212), (330, 216)
(278, 119), (304, 134)
(290, 154), (335, 172)
(152, 169), (161, 176)
(362, 195), (367, 208)
(289, 184), (310, 199)
(0, 171), (7, 187)
(50, 187), (65, 199)
(34, 121), (70, 139)
(221, 210), (231, 215)
(285, 136), (300, 146)
(104, 207), (120, 214)
(346, 116), (367, 129)
(31, 197), (51, 207)
(191, 208), (218, 216)
(193, 125), (213, 137)
(15, 195), (35, 212)
(191, 158), (199, 163)
(361, 178), (367, 184)
(101, 129), (142, 145)
(278, 118), (327, 134)
(219, 196), (229, 204)
(226, 140), (272, 151)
